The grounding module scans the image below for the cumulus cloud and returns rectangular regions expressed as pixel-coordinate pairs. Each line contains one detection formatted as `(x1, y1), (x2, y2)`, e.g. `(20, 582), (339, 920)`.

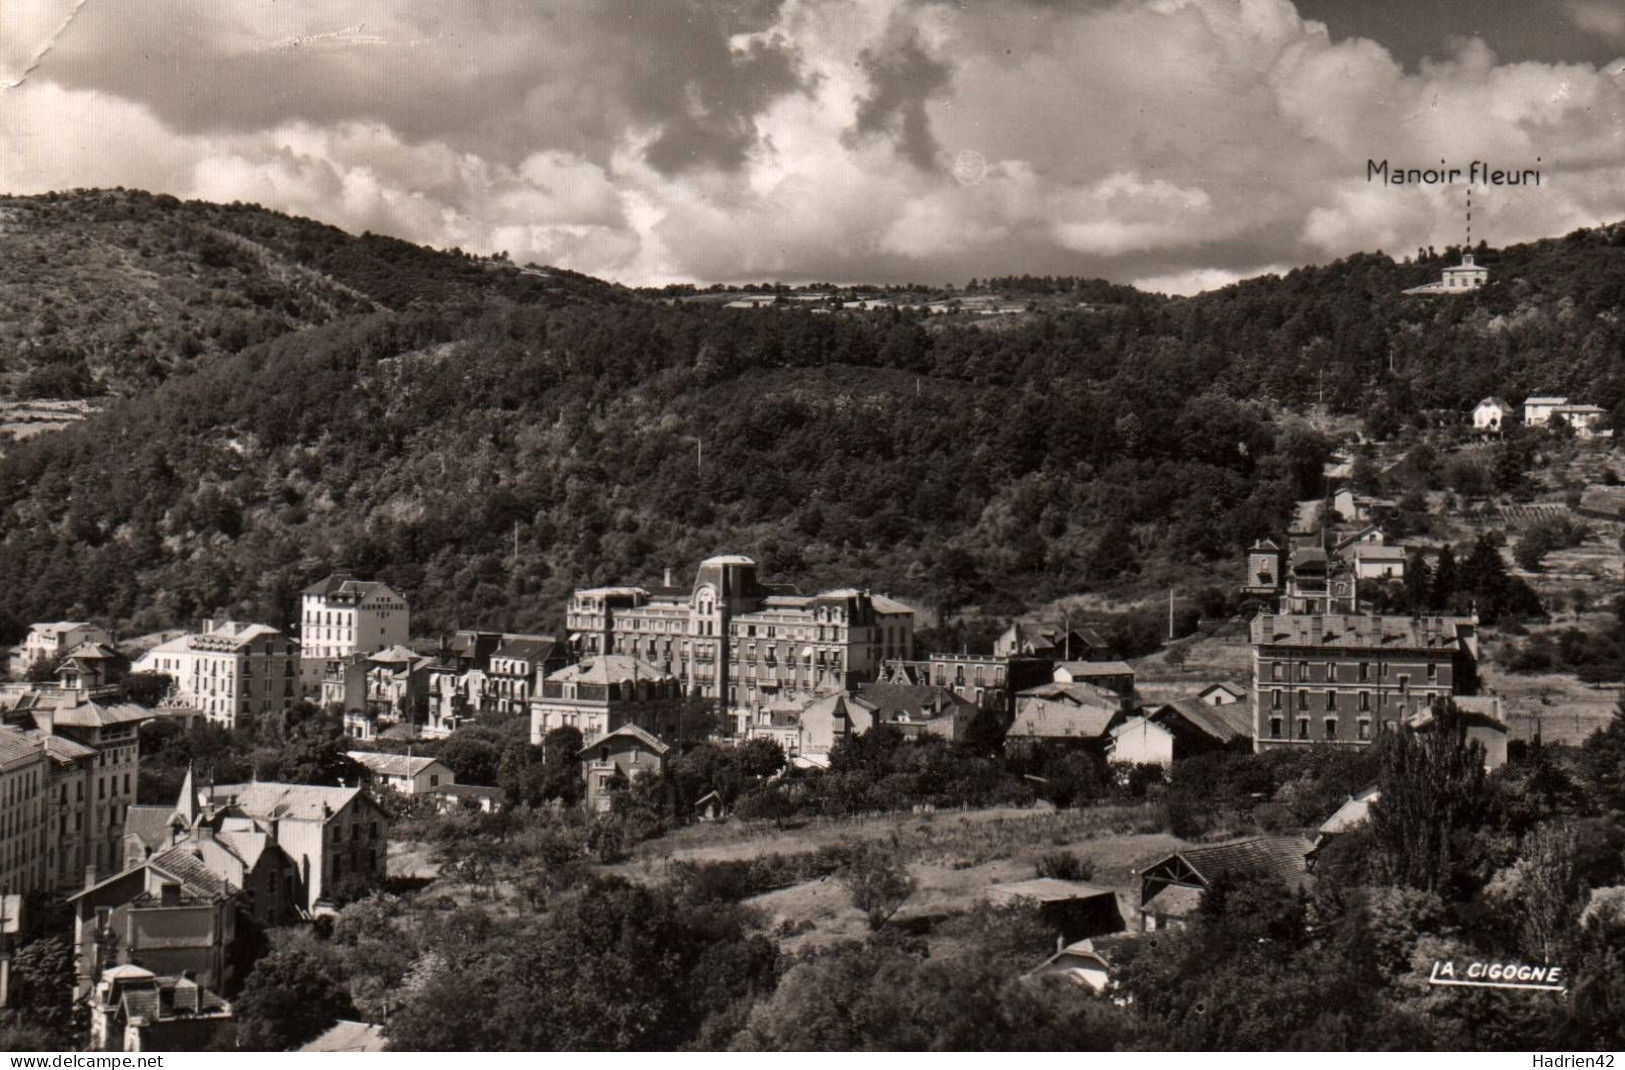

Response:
(5, 0), (1625, 286)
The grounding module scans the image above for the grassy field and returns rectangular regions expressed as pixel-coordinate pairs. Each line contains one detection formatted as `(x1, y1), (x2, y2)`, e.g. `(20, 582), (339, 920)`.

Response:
(612, 804), (1184, 955)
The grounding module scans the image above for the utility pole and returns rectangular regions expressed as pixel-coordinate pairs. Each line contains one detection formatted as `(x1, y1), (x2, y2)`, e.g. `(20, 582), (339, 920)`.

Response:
(1168, 588), (1175, 641)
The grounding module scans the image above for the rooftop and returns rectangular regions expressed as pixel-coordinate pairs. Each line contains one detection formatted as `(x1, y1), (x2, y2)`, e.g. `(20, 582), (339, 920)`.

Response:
(579, 723), (671, 757)
(204, 782), (365, 822)
(1250, 613), (1469, 651)
(546, 655), (672, 686)
(347, 751), (445, 778)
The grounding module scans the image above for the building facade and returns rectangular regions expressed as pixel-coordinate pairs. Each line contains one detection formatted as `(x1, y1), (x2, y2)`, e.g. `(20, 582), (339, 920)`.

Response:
(530, 656), (683, 745)
(298, 574), (410, 694)
(8, 622), (114, 679)
(132, 621), (297, 729)
(0, 726), (49, 897)
(1250, 613), (1479, 750)
(10, 693), (151, 883)
(565, 556), (914, 714)
(199, 782), (389, 913)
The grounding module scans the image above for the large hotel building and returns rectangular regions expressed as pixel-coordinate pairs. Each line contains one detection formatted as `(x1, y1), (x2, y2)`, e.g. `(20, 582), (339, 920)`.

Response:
(1250, 612), (1479, 749)
(564, 555), (915, 711)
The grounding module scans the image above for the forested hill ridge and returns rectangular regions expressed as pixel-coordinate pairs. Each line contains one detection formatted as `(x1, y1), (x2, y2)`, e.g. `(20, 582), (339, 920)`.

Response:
(3, 188), (1625, 642)
(0, 188), (621, 398)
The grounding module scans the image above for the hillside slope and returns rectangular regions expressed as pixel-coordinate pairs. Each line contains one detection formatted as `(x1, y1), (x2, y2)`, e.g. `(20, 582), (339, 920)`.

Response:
(3, 192), (1625, 642)
(0, 189), (620, 399)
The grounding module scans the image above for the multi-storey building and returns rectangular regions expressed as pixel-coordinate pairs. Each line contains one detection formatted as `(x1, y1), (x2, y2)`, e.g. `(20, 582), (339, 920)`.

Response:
(132, 620), (297, 729)
(1242, 534), (1359, 615)
(875, 653), (1055, 721)
(486, 636), (564, 717)
(322, 645), (433, 740)
(565, 555), (915, 714)
(0, 726), (49, 896)
(298, 574), (410, 694)
(1250, 612), (1479, 750)
(9, 692), (151, 882)
(7, 622), (114, 679)
(40, 733), (98, 891)
(200, 781), (389, 913)
(530, 656), (684, 745)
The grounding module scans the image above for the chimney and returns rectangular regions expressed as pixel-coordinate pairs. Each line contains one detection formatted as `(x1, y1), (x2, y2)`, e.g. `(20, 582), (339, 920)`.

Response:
(663, 567), (673, 587)
(1309, 616), (1324, 646)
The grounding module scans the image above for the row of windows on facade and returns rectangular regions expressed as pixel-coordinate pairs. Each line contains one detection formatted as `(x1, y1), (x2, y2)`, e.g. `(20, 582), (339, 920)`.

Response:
(1266, 661), (1440, 683)
(1267, 687), (1440, 711)
(1267, 716), (1415, 741)
(53, 802), (123, 833)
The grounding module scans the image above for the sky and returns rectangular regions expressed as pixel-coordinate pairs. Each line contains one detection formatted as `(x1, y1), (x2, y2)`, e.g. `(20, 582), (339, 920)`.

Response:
(3, 0), (1624, 294)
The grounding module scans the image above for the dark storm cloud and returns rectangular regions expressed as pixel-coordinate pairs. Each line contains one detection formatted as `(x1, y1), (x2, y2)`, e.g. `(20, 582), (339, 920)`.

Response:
(29, 0), (812, 173)
(845, 30), (951, 168)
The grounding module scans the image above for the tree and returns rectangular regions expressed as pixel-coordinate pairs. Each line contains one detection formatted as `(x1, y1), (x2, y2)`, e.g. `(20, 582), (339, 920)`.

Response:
(8, 936), (77, 1043)
(234, 945), (356, 1050)
(840, 842), (915, 930)
(1366, 702), (1491, 894)
(1581, 696), (1625, 811)
(1484, 824), (1584, 963)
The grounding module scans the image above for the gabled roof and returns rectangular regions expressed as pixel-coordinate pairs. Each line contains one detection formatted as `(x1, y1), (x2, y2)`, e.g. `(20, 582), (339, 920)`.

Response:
(1318, 785), (1381, 836)
(205, 782), (366, 823)
(1156, 836), (1313, 889)
(1018, 681), (1122, 706)
(0, 726), (41, 766)
(302, 574), (392, 599)
(547, 655), (671, 686)
(579, 723), (670, 757)
(1250, 613), (1469, 651)
(857, 682), (978, 721)
(1197, 681), (1246, 701)
(60, 640), (122, 661)
(347, 751), (446, 778)
(1353, 545), (1407, 561)
(148, 844), (238, 899)
(1056, 660), (1134, 677)
(1150, 698), (1251, 742)
(1524, 396), (1569, 406)
(1010, 694), (1120, 740)
(490, 637), (556, 662)
(39, 733), (97, 763)
(19, 693), (152, 728)
(1476, 396), (1510, 409)
(869, 594), (916, 615)
(124, 805), (177, 853)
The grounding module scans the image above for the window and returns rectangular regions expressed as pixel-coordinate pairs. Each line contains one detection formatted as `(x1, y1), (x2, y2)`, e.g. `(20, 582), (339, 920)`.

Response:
(1297, 718), (1309, 740)
(1297, 691), (1308, 710)
(1325, 718), (1337, 740)
(1427, 662), (1438, 682)
(1359, 691), (1371, 712)
(1297, 661), (1310, 681)
(1270, 690), (1281, 710)
(1324, 691), (1337, 711)
(1358, 720), (1371, 741)
(1269, 717), (1282, 739)
(1270, 662), (1284, 681)
(429, 774), (440, 787)
(1359, 662), (1371, 682)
